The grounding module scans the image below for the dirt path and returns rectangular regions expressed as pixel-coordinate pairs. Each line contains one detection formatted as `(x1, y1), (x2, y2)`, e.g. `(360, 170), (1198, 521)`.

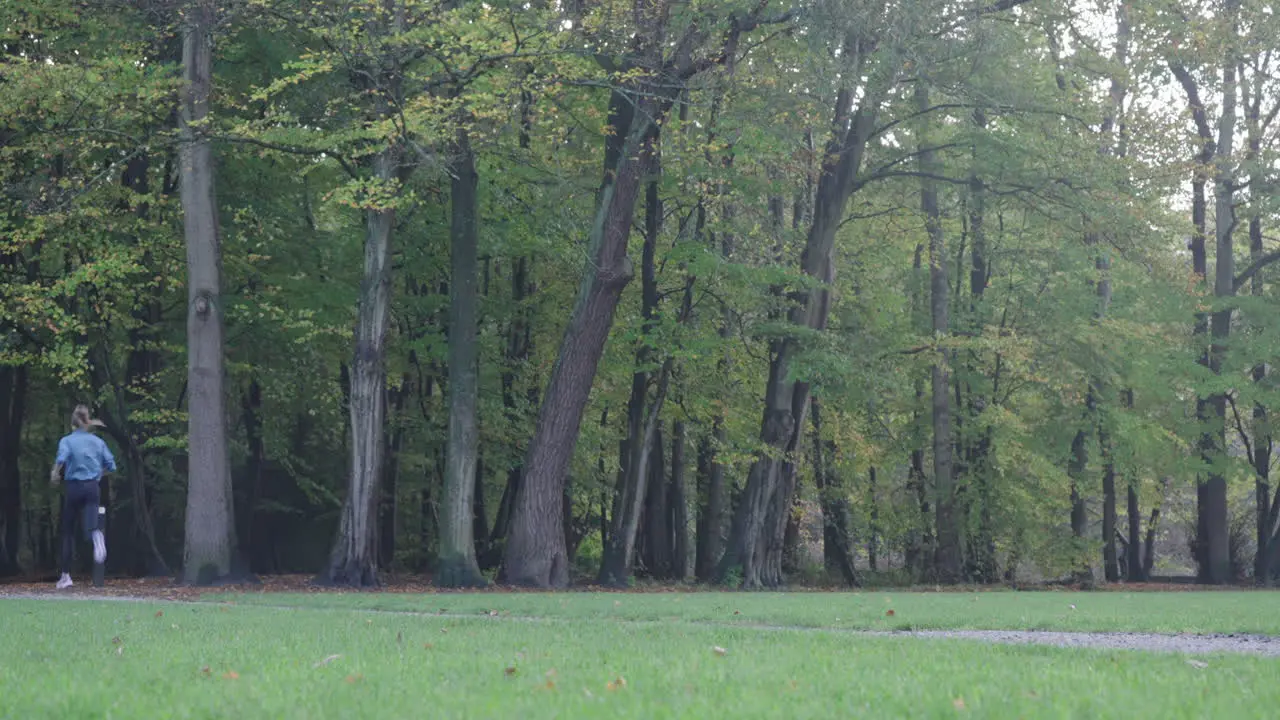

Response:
(3, 584), (1278, 658)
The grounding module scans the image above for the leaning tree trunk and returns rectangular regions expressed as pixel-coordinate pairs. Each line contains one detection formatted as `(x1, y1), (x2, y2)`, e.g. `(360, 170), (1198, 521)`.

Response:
(598, 144), (666, 586)
(325, 147), (398, 587)
(717, 77), (881, 588)
(437, 130), (486, 588)
(503, 90), (660, 588)
(179, 0), (237, 585)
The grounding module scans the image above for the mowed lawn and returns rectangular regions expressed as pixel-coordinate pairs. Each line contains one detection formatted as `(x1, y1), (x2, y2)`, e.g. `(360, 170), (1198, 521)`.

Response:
(212, 588), (1280, 636)
(0, 592), (1275, 719)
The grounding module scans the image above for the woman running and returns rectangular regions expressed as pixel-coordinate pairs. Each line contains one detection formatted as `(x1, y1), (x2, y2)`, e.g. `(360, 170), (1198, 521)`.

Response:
(50, 405), (115, 589)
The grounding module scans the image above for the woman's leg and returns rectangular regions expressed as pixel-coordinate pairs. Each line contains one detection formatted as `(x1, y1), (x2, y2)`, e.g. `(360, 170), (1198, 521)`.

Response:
(59, 490), (77, 576)
(81, 482), (105, 564)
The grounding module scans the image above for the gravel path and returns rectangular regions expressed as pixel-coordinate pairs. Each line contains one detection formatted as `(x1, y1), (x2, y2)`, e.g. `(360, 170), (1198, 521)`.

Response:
(868, 629), (1280, 657)
(3, 591), (1279, 658)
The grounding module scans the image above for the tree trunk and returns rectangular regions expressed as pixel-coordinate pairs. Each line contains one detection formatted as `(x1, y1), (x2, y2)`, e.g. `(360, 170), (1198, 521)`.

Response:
(1243, 58), (1274, 586)
(597, 134), (667, 586)
(1202, 17), (1239, 585)
(1069, 426), (1090, 578)
(1125, 483), (1142, 581)
(241, 380), (265, 572)
(437, 130), (486, 588)
(671, 421), (690, 581)
(380, 377), (409, 569)
(695, 427), (726, 582)
(917, 84), (961, 583)
(718, 76), (881, 588)
(1101, 438), (1118, 581)
(812, 400), (857, 585)
(758, 192), (806, 588)
(0, 366), (24, 576)
(598, 358), (674, 585)
(179, 0), (237, 585)
(868, 467), (879, 572)
(907, 242), (932, 578)
(643, 425), (671, 578)
(966, 112), (996, 583)
(487, 253), (535, 571)
(325, 145), (398, 587)
(505, 88), (663, 587)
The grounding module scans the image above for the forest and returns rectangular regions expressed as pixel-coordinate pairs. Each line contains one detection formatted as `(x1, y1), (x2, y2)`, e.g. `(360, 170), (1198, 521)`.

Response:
(2, 0), (1278, 590)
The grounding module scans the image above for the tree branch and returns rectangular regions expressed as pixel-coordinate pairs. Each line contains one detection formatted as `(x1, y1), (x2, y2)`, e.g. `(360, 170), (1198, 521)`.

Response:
(1234, 248), (1280, 292)
(209, 135), (358, 178)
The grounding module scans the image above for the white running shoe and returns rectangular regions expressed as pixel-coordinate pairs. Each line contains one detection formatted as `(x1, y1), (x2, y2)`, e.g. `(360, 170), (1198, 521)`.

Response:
(56, 573), (73, 589)
(92, 530), (107, 565)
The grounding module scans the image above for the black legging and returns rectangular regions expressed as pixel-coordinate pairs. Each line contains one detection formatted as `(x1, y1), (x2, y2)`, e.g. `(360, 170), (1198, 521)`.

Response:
(60, 480), (101, 574)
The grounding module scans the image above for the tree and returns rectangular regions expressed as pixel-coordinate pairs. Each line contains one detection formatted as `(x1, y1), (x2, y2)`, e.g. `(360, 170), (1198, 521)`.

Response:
(179, 0), (239, 585)
(504, 0), (790, 588)
(437, 128), (486, 587)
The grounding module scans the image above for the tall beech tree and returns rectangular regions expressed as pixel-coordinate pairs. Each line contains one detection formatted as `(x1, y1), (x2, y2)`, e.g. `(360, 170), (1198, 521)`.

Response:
(179, 0), (238, 584)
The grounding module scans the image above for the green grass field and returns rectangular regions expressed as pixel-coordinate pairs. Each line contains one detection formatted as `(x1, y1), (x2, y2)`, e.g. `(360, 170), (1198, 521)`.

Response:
(210, 588), (1280, 635)
(1, 591), (1277, 719)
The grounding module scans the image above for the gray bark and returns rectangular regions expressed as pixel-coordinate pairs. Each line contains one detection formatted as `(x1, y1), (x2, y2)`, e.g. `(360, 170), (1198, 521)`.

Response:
(917, 83), (961, 583)
(671, 421), (690, 580)
(1203, 3), (1240, 584)
(179, 0), (237, 585)
(437, 130), (486, 587)
(325, 147), (398, 587)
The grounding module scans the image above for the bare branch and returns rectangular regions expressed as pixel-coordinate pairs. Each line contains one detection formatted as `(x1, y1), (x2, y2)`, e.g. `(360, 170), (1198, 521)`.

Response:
(1234, 248), (1280, 291)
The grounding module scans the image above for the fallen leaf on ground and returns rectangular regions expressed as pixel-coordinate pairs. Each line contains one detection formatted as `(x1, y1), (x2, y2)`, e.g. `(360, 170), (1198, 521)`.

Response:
(154, 611), (163, 618)
(952, 697), (966, 710)
(504, 666), (518, 677)
(313, 654), (342, 668)
(223, 671), (240, 680)
(544, 680), (556, 690)
(886, 609), (895, 617)
(423, 643), (434, 649)
(606, 676), (627, 691)
(1186, 659), (1208, 669)
(344, 674), (363, 684)
(713, 646), (728, 656)
(200, 666), (211, 676)
(733, 610), (740, 615)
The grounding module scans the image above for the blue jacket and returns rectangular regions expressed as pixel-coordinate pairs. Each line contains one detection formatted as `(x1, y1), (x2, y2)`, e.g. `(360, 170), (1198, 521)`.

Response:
(55, 429), (117, 483)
